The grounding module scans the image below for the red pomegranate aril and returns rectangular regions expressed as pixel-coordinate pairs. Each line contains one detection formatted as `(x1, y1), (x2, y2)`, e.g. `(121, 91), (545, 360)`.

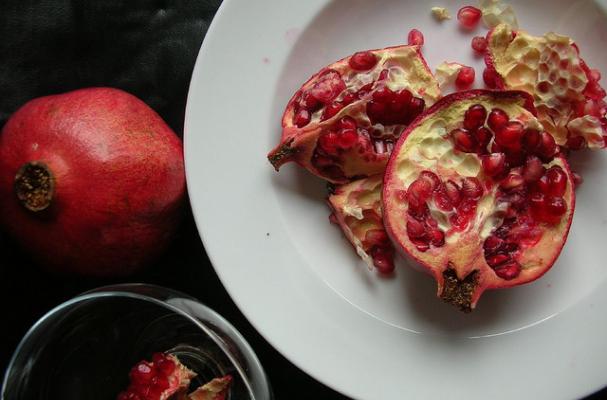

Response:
(483, 68), (499, 88)
(371, 246), (395, 274)
(337, 116), (357, 131)
(130, 362), (154, 385)
(483, 235), (504, 254)
(494, 261), (522, 280)
(408, 178), (433, 201)
(522, 155), (544, 183)
(590, 68), (602, 82)
(348, 51), (378, 71)
(373, 86), (394, 102)
(420, 170), (440, 190)
(428, 229), (445, 246)
(522, 129), (541, 152)
(322, 101), (344, 121)
(481, 153), (506, 177)
(309, 70), (346, 104)
(457, 6), (482, 29)
(584, 80), (607, 101)
(301, 92), (321, 111)
(337, 129), (358, 149)
(408, 29), (424, 46)
(445, 180), (462, 206)
(546, 196), (567, 217)
(461, 177), (483, 199)
(463, 104), (487, 130)
(458, 198), (477, 216)
(495, 120), (524, 147)
(471, 36), (488, 53)
(357, 83), (374, 98)
(434, 188), (454, 211)
(456, 66), (475, 89)
(366, 101), (386, 123)
(486, 253), (511, 267)
(536, 131), (557, 160)
(318, 132), (340, 155)
(500, 172), (525, 190)
(488, 108), (509, 132)
(365, 229), (390, 247)
(407, 218), (426, 238)
(342, 91), (358, 105)
(397, 89), (413, 108)
(378, 69), (390, 81)
(566, 135), (587, 150)
(529, 191), (546, 211)
(545, 166), (567, 196)
(408, 97), (426, 119)
(294, 108), (311, 127)
(451, 128), (477, 152)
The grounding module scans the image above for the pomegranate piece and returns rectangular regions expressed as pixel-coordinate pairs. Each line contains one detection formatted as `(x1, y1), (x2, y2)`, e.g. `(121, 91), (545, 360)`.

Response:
(383, 90), (575, 312)
(471, 36), (488, 54)
(455, 66), (475, 89)
(328, 175), (395, 274)
(407, 29), (424, 46)
(457, 6), (482, 29)
(485, 23), (607, 150)
(268, 44), (441, 183)
(0, 88), (185, 277)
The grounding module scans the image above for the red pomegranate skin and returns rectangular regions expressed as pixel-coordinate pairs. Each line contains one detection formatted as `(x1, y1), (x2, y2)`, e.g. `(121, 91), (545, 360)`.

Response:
(0, 87), (185, 277)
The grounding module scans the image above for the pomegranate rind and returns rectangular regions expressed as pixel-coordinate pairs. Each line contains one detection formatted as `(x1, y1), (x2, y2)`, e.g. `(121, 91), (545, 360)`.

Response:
(485, 23), (607, 149)
(186, 375), (232, 400)
(382, 90), (575, 311)
(328, 175), (393, 270)
(268, 44), (441, 183)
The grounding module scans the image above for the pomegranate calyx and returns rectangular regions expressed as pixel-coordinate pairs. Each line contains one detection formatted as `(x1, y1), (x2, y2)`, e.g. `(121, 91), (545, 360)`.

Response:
(267, 138), (297, 170)
(14, 161), (55, 212)
(440, 268), (479, 313)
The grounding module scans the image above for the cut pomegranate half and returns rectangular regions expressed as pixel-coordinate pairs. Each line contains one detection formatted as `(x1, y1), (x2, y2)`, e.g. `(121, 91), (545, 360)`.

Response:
(328, 175), (395, 274)
(268, 44), (441, 183)
(117, 353), (231, 400)
(382, 90), (575, 312)
(485, 23), (607, 150)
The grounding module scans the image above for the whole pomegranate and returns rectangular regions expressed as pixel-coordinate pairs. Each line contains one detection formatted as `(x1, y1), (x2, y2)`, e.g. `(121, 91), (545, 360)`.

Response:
(0, 87), (185, 277)
(383, 90), (575, 312)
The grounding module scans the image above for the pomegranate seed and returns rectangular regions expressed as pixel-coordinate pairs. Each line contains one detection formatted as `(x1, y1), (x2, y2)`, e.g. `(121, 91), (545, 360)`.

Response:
(408, 97), (425, 119)
(522, 155), (544, 183)
(366, 101), (386, 123)
(294, 108), (311, 127)
(584, 80), (607, 101)
(483, 235), (504, 255)
(357, 82), (374, 98)
(408, 178), (433, 202)
(495, 121), (524, 147)
(566, 135), (587, 150)
(463, 104), (487, 130)
(529, 191), (546, 212)
(378, 69), (390, 81)
(481, 153), (506, 177)
(338, 116), (357, 131)
(412, 239), (430, 252)
(349, 51), (378, 71)
(428, 229), (445, 246)
(451, 128), (477, 152)
(494, 261), (521, 280)
(309, 70), (346, 104)
(318, 132), (340, 155)
(371, 246), (395, 274)
(461, 177), (483, 199)
(301, 92), (321, 111)
(322, 101), (344, 120)
(373, 86), (395, 102)
(407, 29), (424, 46)
(545, 196), (567, 219)
(458, 198), (477, 216)
(536, 132), (557, 161)
(572, 172), (583, 188)
(457, 6), (482, 29)
(483, 68), (499, 88)
(444, 180), (462, 206)
(455, 66), (475, 89)
(486, 253), (511, 267)
(474, 127), (493, 152)
(487, 108), (509, 132)
(130, 362), (154, 385)
(471, 36), (488, 53)
(434, 185), (454, 211)
(450, 213), (469, 230)
(151, 374), (170, 390)
(500, 172), (525, 190)
(545, 166), (567, 196)
(505, 149), (525, 167)
(407, 219), (426, 238)
(408, 200), (429, 220)
(426, 215), (438, 228)
(397, 89), (413, 108)
(365, 229), (389, 247)
(337, 129), (358, 149)
(420, 170), (440, 190)
(156, 358), (176, 375)
(522, 129), (541, 152)
(342, 91), (358, 105)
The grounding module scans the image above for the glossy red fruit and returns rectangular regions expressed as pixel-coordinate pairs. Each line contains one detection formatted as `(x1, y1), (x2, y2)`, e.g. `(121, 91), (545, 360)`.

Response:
(457, 6), (482, 29)
(349, 51), (378, 71)
(407, 29), (424, 46)
(383, 90), (575, 312)
(471, 36), (488, 53)
(456, 66), (475, 89)
(0, 88), (186, 277)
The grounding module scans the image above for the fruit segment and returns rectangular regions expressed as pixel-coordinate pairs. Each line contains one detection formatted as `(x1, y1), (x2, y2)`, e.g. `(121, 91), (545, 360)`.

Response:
(268, 44), (441, 183)
(328, 175), (395, 274)
(485, 23), (607, 149)
(383, 90), (575, 312)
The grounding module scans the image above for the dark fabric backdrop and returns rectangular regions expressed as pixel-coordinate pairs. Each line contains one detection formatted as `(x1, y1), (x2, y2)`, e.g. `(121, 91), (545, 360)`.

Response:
(0, 1), (604, 399)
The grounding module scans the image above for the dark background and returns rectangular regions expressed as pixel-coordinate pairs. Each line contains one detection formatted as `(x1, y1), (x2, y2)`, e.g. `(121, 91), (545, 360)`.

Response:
(0, 1), (604, 399)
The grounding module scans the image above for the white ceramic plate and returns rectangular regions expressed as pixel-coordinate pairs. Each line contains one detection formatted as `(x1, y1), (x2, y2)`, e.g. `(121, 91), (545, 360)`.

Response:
(184, 1), (607, 398)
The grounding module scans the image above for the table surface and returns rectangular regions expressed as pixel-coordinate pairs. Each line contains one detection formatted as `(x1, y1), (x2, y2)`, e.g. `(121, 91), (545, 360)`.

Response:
(0, 1), (605, 399)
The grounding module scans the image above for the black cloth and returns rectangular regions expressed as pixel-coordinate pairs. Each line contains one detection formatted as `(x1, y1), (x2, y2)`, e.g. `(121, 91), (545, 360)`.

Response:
(0, 1), (604, 399)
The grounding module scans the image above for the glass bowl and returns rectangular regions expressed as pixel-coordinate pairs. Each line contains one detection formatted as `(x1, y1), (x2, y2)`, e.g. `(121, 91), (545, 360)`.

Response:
(1, 283), (272, 399)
